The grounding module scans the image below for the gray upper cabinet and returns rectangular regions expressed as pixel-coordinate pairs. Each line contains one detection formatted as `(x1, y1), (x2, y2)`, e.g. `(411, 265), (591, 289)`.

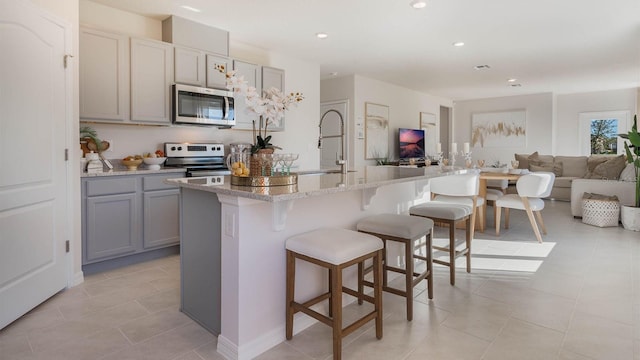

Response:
(174, 46), (205, 87)
(130, 38), (174, 125)
(232, 59), (261, 130)
(262, 66), (286, 131)
(206, 54), (230, 90)
(79, 28), (130, 122)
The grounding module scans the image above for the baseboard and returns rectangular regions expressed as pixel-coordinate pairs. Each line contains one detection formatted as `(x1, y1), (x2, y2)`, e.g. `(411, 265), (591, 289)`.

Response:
(72, 271), (84, 287)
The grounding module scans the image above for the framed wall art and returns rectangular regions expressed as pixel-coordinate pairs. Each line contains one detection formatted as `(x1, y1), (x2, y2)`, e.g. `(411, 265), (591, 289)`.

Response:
(471, 110), (526, 148)
(365, 102), (389, 159)
(419, 112), (438, 156)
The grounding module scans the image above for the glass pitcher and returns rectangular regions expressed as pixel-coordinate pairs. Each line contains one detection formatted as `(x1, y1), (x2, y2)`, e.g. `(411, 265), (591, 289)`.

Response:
(226, 143), (252, 177)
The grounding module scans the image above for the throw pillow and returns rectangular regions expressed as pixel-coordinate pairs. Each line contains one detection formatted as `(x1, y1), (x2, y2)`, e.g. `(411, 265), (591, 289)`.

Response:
(515, 151), (538, 170)
(619, 163), (637, 182)
(588, 155), (627, 180)
(585, 156), (609, 178)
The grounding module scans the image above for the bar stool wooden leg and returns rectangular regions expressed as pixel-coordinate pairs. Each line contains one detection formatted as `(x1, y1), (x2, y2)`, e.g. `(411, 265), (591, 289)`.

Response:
(328, 268), (333, 317)
(449, 220), (456, 285)
(285, 250), (295, 340)
(357, 262), (364, 305)
(373, 249), (383, 339)
(426, 232), (433, 299)
(405, 238), (414, 321)
(331, 264), (342, 360)
(466, 217), (472, 273)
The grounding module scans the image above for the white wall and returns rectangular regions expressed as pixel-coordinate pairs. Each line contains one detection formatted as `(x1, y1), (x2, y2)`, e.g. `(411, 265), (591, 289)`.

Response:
(555, 88), (637, 155)
(321, 75), (453, 169)
(79, 0), (321, 171)
(321, 76), (355, 167)
(453, 88), (638, 164)
(453, 93), (553, 166)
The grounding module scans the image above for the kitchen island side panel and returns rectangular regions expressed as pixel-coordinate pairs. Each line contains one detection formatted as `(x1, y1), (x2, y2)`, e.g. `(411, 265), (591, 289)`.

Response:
(180, 188), (222, 335)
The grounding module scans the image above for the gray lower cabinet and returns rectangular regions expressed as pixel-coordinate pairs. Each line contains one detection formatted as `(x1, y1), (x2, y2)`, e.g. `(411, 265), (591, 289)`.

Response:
(82, 173), (181, 266)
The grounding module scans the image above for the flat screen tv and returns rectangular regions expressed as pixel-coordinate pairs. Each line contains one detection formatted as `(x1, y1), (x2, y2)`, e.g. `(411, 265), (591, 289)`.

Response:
(399, 128), (425, 160)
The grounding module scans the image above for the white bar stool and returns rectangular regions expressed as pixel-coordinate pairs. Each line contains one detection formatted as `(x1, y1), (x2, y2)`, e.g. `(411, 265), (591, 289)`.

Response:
(356, 214), (434, 321)
(285, 228), (384, 360)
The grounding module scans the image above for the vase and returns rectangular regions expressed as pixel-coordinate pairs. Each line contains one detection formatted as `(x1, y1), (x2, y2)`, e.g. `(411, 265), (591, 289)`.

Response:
(250, 148), (275, 176)
(621, 205), (640, 231)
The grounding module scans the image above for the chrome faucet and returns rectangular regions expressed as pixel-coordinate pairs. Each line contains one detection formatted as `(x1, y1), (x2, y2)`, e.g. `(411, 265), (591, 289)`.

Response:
(318, 109), (347, 174)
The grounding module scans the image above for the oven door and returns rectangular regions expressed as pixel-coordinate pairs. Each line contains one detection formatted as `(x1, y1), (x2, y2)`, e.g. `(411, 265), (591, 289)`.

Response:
(173, 84), (235, 126)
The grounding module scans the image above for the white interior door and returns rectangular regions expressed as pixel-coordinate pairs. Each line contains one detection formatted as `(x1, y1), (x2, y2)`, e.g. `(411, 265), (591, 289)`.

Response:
(0, 0), (69, 329)
(320, 101), (349, 169)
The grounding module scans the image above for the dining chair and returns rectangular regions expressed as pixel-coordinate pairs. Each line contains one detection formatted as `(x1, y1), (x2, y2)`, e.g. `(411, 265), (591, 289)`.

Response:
(495, 172), (555, 243)
(409, 173), (482, 285)
(485, 178), (508, 226)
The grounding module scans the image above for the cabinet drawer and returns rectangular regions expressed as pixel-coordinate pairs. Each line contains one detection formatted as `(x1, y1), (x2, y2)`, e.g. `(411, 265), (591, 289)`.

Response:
(86, 177), (137, 196)
(143, 174), (182, 191)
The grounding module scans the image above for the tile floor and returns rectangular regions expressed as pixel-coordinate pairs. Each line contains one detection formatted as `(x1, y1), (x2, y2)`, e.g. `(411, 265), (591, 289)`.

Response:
(1, 201), (639, 360)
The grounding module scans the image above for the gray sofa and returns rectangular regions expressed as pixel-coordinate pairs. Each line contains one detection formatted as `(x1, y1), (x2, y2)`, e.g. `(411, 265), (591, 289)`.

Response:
(514, 152), (635, 217)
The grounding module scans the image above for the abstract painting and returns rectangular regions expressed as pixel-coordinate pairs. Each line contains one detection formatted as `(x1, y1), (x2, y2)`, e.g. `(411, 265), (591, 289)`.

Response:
(365, 102), (389, 159)
(471, 110), (526, 148)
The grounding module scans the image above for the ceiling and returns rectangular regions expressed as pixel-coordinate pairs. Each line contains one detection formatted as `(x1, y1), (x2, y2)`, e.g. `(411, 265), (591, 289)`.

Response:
(88, 0), (640, 101)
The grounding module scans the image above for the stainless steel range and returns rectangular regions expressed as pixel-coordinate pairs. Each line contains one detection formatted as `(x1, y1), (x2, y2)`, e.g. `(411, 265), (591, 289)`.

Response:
(164, 142), (230, 177)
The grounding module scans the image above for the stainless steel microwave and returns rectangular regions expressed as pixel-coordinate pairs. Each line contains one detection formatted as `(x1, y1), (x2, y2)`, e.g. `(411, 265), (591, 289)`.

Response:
(172, 84), (235, 127)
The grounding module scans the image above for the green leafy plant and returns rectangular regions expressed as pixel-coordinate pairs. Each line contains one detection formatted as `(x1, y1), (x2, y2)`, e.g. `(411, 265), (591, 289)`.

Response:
(79, 126), (103, 152)
(251, 134), (281, 154)
(619, 114), (640, 207)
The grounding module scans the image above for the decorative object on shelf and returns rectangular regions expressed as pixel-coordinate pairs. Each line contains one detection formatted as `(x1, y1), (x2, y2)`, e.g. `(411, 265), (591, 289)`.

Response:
(216, 64), (304, 155)
(618, 114), (640, 231)
(85, 151), (103, 173)
(80, 126), (109, 155)
(121, 155), (143, 170)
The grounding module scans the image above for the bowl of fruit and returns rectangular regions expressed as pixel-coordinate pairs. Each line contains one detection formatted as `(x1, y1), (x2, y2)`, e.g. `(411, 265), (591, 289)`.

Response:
(143, 150), (166, 170)
(121, 155), (143, 170)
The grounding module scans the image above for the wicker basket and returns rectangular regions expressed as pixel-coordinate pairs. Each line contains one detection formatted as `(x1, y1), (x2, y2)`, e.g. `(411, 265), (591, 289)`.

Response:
(581, 192), (620, 227)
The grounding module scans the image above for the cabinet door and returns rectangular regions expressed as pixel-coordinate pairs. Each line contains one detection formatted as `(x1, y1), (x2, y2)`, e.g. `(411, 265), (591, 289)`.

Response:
(174, 46), (205, 87)
(79, 28), (129, 122)
(232, 59), (261, 130)
(143, 189), (180, 249)
(84, 193), (138, 263)
(262, 66), (285, 131)
(131, 38), (174, 124)
(206, 54), (229, 90)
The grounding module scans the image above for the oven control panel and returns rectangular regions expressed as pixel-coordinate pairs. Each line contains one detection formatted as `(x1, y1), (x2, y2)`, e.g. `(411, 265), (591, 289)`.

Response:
(164, 142), (225, 158)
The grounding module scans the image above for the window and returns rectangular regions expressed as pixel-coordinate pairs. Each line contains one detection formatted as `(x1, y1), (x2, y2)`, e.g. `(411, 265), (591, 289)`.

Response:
(579, 111), (630, 156)
(590, 118), (618, 154)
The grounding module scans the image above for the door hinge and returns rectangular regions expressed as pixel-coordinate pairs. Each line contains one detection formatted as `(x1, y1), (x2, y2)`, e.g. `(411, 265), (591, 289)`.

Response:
(65, 148), (69, 161)
(64, 54), (73, 69)
(65, 240), (70, 253)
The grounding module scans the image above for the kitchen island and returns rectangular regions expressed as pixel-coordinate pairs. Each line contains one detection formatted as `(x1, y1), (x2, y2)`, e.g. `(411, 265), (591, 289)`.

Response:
(166, 165), (465, 360)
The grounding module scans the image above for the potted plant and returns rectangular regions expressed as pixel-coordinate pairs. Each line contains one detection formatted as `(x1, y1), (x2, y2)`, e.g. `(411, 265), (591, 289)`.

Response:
(619, 114), (640, 231)
(80, 126), (103, 154)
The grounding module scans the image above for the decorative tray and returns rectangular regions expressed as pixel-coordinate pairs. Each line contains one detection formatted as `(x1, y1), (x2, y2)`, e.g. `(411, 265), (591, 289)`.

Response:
(230, 174), (298, 187)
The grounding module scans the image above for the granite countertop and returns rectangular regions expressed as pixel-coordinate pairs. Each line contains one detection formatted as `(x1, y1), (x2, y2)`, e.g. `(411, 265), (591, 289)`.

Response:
(81, 160), (187, 177)
(166, 165), (468, 202)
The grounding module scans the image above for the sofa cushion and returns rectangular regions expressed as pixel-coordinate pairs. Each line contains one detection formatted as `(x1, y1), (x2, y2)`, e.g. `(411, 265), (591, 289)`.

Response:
(553, 176), (577, 189)
(530, 160), (563, 176)
(620, 163), (637, 182)
(586, 155), (626, 180)
(555, 156), (587, 177)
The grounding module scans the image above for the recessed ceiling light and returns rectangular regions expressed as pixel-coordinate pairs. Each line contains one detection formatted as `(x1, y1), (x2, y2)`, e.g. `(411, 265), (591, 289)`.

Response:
(452, 42), (465, 47)
(510, 83), (522, 87)
(410, 0), (427, 9)
(473, 65), (491, 70)
(180, 5), (201, 12)
(507, 78), (517, 82)
(316, 32), (328, 39)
